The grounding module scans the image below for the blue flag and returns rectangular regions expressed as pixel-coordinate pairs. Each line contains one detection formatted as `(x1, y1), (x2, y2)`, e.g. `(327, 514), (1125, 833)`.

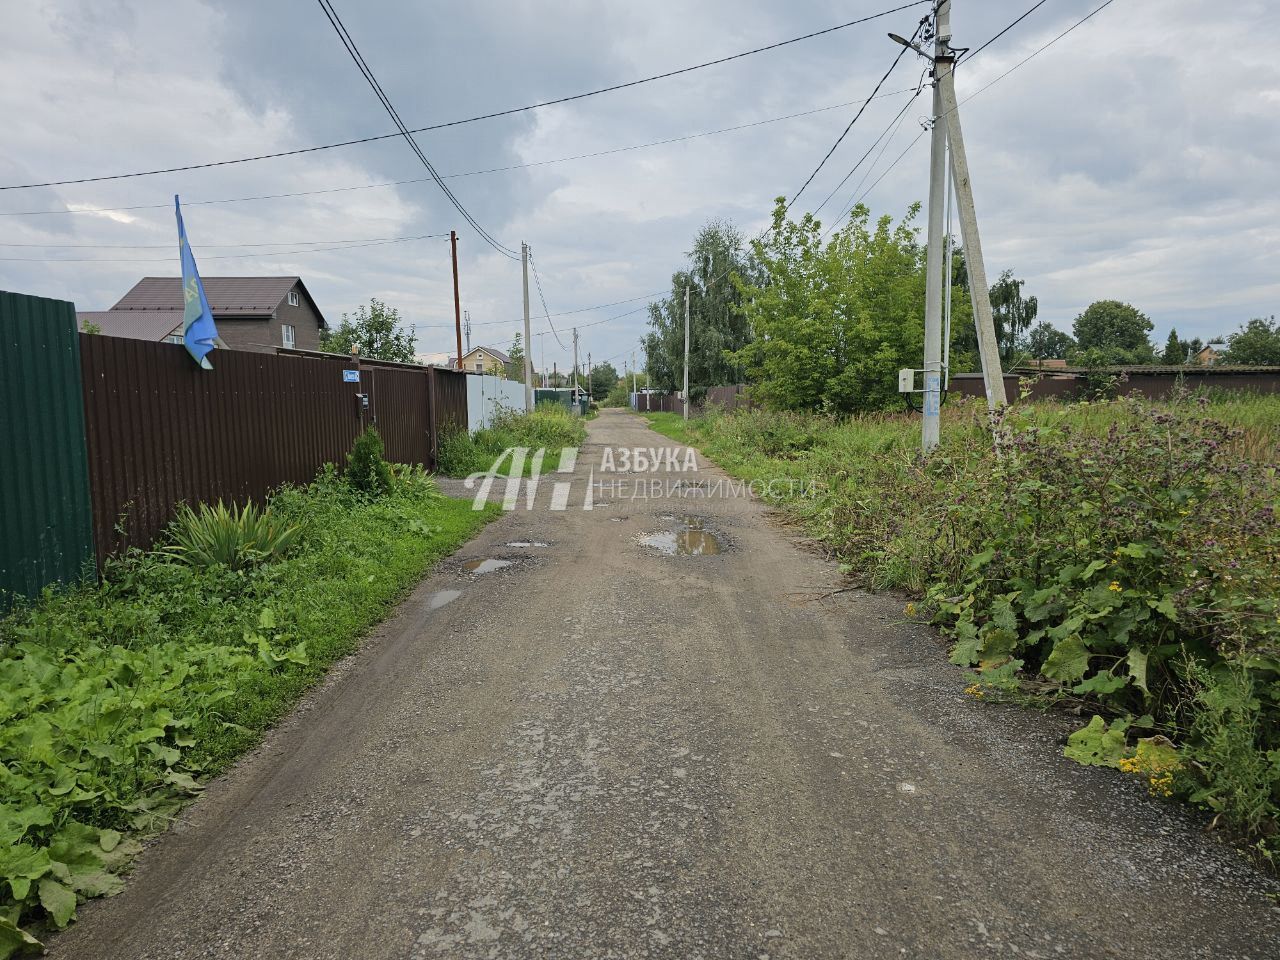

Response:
(175, 196), (218, 369)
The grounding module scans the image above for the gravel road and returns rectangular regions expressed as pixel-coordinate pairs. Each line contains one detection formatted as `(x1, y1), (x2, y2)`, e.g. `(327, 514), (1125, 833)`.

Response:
(50, 409), (1279, 959)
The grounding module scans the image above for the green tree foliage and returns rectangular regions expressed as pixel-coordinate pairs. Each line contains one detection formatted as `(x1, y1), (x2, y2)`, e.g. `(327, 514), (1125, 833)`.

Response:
(989, 269), (1038, 365)
(644, 220), (756, 397)
(1161, 328), (1204, 365)
(1070, 300), (1155, 363)
(588, 361), (619, 399)
(731, 199), (974, 412)
(1223, 316), (1280, 365)
(345, 427), (393, 497)
(504, 333), (526, 381)
(320, 298), (416, 363)
(1025, 322), (1076, 360)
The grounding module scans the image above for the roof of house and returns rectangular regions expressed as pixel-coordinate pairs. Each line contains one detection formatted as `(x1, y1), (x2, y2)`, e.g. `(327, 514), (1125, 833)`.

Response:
(110, 276), (325, 326)
(465, 345), (511, 364)
(77, 310), (183, 341)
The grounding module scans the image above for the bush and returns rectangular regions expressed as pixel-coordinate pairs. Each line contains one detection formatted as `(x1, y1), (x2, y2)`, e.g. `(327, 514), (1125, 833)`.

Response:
(346, 427), (393, 497)
(165, 501), (300, 570)
(436, 405), (587, 477)
(652, 395), (1280, 862)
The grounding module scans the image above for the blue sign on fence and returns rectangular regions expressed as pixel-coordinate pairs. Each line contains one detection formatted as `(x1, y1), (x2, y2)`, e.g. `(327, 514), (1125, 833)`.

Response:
(342, 369), (361, 383)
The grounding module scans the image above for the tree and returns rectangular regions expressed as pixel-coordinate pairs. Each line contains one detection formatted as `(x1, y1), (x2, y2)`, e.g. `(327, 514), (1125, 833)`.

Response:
(989, 269), (1038, 365)
(321, 298), (416, 362)
(1223, 316), (1280, 365)
(731, 199), (975, 413)
(504, 333), (526, 381)
(1025, 322), (1075, 360)
(1071, 300), (1155, 363)
(588, 361), (619, 399)
(643, 220), (757, 398)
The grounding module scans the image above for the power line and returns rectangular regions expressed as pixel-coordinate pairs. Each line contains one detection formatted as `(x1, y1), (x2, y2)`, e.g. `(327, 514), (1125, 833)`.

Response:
(964, 0), (1053, 61)
(0, 233), (447, 249)
(315, 0), (519, 259)
(811, 73), (926, 217)
(826, 0), (1124, 231)
(0, 1), (930, 193)
(787, 15), (928, 207)
(0, 88), (919, 219)
(526, 249), (566, 349)
(0, 233), (441, 263)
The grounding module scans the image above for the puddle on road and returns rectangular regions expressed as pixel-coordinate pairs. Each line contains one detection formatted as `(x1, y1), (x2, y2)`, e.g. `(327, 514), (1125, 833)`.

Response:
(637, 516), (722, 556)
(427, 589), (462, 610)
(503, 541), (549, 548)
(462, 558), (515, 574)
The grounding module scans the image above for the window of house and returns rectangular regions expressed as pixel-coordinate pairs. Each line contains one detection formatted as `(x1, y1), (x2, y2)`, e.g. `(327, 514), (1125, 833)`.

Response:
(282, 324), (296, 348)
(288, 290), (300, 307)
(475, 361), (484, 373)
(164, 334), (184, 345)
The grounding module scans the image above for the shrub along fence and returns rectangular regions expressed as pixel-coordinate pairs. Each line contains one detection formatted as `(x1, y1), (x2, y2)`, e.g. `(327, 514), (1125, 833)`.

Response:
(1, 290), (469, 603)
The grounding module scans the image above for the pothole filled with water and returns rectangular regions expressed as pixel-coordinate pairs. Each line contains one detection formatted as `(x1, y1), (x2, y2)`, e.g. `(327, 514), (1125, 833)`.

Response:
(637, 516), (723, 556)
(462, 558), (515, 575)
(427, 589), (462, 610)
(503, 541), (549, 548)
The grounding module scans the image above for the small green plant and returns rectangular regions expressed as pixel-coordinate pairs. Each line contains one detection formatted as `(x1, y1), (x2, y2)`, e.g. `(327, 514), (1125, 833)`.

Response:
(346, 427), (393, 496)
(165, 501), (300, 570)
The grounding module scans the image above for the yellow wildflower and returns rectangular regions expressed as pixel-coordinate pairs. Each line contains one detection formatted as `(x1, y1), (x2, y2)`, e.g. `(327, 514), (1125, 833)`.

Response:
(1108, 581), (1122, 592)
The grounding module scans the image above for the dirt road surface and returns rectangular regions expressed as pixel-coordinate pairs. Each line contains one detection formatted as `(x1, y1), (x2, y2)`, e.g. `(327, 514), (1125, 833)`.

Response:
(51, 410), (1279, 959)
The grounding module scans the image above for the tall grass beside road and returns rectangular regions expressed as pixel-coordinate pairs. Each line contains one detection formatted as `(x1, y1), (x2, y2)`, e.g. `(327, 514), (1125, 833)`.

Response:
(644, 393), (1280, 866)
(437, 404), (588, 478)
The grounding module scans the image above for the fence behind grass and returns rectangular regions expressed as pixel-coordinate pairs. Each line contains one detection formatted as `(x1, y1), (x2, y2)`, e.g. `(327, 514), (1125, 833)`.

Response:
(1, 289), (470, 601)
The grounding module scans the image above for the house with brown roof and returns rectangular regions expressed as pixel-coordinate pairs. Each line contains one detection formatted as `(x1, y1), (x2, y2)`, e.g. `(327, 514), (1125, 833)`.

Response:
(78, 277), (327, 355)
(460, 345), (512, 377)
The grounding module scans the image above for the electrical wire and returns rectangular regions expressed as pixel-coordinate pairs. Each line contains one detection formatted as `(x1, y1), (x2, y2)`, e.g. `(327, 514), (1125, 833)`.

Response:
(0, 232), (442, 263)
(0, 233), (448, 249)
(826, 0), (1124, 229)
(964, 0), (1053, 61)
(315, 0), (519, 259)
(526, 248), (566, 349)
(0, 1), (930, 193)
(787, 15), (927, 207)
(0, 88), (920, 219)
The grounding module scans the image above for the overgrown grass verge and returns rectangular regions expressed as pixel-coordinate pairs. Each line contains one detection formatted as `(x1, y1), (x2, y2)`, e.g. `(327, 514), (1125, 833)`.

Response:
(0, 466), (497, 953)
(437, 404), (587, 478)
(645, 394), (1280, 866)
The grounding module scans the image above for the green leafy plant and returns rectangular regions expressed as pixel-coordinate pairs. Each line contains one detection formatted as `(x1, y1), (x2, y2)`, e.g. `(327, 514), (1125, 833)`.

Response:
(165, 501), (300, 571)
(436, 405), (586, 478)
(0, 466), (497, 948)
(345, 427), (393, 497)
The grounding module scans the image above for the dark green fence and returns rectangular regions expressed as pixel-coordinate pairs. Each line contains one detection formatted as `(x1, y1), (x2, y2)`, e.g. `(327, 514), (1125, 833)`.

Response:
(0, 290), (95, 608)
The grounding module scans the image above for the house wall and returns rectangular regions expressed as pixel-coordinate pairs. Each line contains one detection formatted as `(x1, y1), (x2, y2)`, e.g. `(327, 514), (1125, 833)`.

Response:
(212, 319), (279, 354)
(462, 349), (507, 376)
(275, 290), (324, 351)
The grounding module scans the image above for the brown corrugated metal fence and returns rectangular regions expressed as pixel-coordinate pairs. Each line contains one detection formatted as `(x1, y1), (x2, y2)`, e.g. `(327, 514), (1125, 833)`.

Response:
(79, 335), (467, 565)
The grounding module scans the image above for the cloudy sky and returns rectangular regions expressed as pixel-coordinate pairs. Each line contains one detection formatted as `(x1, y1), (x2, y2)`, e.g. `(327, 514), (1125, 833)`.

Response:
(2, 0), (1277, 371)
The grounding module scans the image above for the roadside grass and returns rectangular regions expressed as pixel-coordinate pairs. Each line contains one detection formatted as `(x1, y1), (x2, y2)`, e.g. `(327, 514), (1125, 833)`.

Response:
(0, 465), (498, 951)
(437, 404), (587, 478)
(647, 392), (1280, 866)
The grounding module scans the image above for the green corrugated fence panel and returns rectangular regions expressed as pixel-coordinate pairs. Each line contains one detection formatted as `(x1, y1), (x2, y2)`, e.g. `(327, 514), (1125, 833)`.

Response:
(0, 290), (95, 609)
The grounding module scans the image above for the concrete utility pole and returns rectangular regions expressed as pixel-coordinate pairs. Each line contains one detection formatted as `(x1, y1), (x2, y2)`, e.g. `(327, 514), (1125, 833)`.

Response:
(920, 6), (949, 453)
(682, 285), (691, 421)
(587, 351), (593, 402)
(450, 230), (463, 370)
(632, 349), (638, 406)
(933, 0), (1006, 411)
(521, 243), (534, 412)
(572, 327), (580, 409)
(463, 309), (472, 355)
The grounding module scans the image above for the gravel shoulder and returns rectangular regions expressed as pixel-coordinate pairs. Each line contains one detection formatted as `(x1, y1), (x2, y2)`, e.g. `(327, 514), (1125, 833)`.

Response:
(50, 408), (1280, 960)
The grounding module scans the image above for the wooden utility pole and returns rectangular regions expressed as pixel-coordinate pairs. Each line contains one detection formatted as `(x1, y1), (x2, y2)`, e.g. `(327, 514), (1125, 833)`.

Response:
(682, 286), (691, 421)
(450, 230), (463, 369)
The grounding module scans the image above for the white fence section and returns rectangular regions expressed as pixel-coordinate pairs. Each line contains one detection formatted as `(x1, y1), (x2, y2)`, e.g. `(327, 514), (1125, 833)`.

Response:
(466, 374), (525, 432)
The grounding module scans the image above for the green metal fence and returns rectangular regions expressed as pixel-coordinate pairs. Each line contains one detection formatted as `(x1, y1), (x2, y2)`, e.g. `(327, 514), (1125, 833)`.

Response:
(0, 290), (95, 608)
